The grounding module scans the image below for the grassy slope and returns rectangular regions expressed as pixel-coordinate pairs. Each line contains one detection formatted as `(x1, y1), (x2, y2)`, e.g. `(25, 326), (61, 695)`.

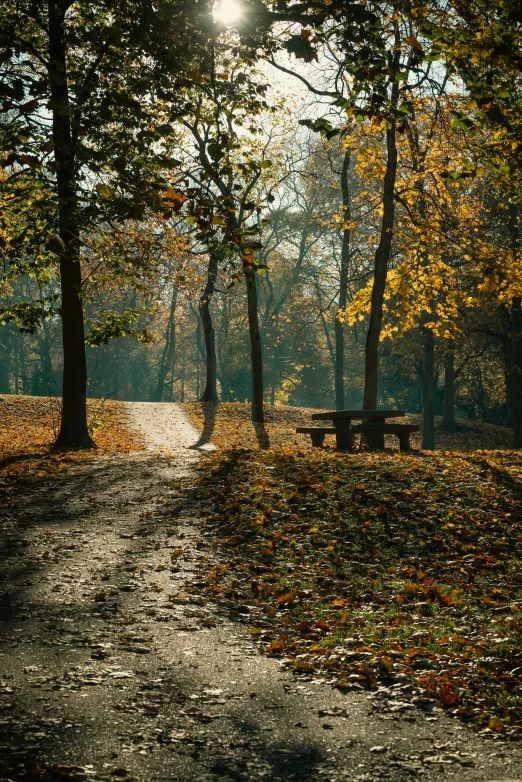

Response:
(183, 402), (522, 737)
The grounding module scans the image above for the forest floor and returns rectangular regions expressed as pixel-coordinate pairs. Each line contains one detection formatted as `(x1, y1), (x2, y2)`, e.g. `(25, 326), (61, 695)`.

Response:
(1, 397), (522, 782)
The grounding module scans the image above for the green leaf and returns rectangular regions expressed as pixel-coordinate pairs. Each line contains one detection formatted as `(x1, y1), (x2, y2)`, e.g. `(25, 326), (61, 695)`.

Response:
(95, 183), (113, 198)
(299, 118), (339, 140)
(85, 309), (152, 347)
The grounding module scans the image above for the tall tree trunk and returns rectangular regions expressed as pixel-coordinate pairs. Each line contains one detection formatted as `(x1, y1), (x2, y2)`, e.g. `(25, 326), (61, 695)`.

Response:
(0, 352), (9, 393)
(0, 333), (11, 393)
(199, 254), (219, 402)
(363, 121), (398, 409)
(19, 339), (30, 393)
(32, 332), (51, 396)
(154, 288), (177, 401)
(422, 328), (435, 449)
(502, 335), (515, 426)
(180, 348), (185, 402)
(48, 1), (93, 447)
(245, 268), (264, 423)
(335, 150), (351, 410)
(441, 341), (456, 431)
(217, 300), (230, 402)
(512, 296), (522, 448)
(195, 315), (202, 401)
(14, 344), (19, 394)
(507, 205), (522, 446)
(311, 275), (335, 364)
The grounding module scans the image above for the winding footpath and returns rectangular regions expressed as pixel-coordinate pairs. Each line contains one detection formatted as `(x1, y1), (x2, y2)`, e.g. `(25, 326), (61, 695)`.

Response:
(0, 403), (521, 782)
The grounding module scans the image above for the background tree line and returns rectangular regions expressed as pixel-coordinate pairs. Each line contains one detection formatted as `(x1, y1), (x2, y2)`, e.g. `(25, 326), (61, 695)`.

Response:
(1, 0), (522, 446)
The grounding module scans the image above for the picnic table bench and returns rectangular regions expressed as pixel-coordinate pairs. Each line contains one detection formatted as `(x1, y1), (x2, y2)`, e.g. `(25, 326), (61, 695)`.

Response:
(296, 426), (336, 448)
(350, 422), (419, 452)
(296, 409), (419, 451)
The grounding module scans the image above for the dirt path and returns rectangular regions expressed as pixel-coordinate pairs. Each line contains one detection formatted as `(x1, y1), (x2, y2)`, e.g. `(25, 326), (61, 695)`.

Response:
(1, 402), (521, 782)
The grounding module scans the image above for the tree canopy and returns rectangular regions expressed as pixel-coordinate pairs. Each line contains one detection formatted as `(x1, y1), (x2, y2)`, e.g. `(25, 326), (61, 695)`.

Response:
(1, 0), (522, 445)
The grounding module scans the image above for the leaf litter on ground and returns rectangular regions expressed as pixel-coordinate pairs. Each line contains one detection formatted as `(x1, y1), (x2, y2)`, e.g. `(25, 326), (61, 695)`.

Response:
(183, 402), (522, 738)
(0, 394), (143, 506)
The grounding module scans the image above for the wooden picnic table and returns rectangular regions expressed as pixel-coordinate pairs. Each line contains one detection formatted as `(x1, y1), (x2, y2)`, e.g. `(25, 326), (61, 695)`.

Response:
(311, 409), (405, 450)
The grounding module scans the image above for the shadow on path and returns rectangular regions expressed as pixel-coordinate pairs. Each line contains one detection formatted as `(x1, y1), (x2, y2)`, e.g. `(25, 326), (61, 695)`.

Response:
(0, 454), (340, 782)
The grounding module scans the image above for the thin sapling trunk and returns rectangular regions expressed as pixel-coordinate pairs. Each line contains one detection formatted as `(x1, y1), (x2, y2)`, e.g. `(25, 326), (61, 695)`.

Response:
(440, 341), (456, 432)
(335, 150), (351, 410)
(245, 268), (264, 423)
(422, 328), (435, 449)
(199, 254), (219, 403)
(363, 120), (398, 409)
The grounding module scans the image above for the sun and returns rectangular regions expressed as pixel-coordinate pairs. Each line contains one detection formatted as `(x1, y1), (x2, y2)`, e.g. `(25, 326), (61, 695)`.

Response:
(214, 0), (242, 25)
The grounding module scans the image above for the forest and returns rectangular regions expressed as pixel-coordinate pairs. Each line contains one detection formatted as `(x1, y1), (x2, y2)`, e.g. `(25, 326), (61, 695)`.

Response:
(1, 2), (522, 781)
(2, 0), (522, 447)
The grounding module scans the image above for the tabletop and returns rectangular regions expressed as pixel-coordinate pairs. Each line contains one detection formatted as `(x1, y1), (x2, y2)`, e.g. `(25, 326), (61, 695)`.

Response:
(312, 410), (405, 421)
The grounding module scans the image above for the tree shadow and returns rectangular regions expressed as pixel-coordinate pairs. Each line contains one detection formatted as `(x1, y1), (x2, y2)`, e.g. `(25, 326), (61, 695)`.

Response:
(0, 454), (349, 782)
(0, 447), (73, 472)
(190, 401), (218, 449)
(470, 454), (522, 498)
(253, 421), (270, 450)
(407, 415), (514, 452)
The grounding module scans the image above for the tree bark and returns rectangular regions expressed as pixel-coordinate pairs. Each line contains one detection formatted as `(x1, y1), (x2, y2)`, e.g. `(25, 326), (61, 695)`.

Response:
(512, 296), (522, 448)
(33, 329), (52, 396)
(335, 150), (351, 410)
(441, 341), (456, 431)
(0, 353), (9, 393)
(217, 298), (230, 402)
(363, 121), (398, 409)
(502, 335), (515, 426)
(0, 330), (11, 393)
(48, 1), (93, 447)
(195, 314), (202, 401)
(180, 347), (185, 402)
(199, 254), (219, 402)
(245, 268), (264, 423)
(154, 287), (177, 402)
(423, 328), (435, 449)
(507, 205), (522, 446)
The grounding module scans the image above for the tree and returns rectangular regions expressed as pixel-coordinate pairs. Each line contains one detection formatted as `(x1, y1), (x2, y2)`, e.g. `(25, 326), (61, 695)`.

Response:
(255, 4), (428, 410)
(417, 0), (522, 177)
(441, 341), (456, 431)
(335, 150), (352, 410)
(176, 51), (287, 422)
(0, 0), (212, 446)
(198, 253), (219, 402)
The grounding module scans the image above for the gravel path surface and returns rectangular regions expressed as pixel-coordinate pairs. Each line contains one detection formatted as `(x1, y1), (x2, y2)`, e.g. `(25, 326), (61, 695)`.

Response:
(1, 402), (521, 782)
(124, 402), (215, 453)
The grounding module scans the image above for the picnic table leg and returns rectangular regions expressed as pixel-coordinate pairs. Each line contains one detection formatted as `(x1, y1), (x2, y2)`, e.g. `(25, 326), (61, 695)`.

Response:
(335, 420), (354, 450)
(362, 418), (385, 450)
(310, 431), (326, 448)
(398, 431), (410, 452)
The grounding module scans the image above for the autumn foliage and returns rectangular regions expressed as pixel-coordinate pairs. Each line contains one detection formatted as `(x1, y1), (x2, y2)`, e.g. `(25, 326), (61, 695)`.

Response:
(186, 402), (522, 736)
(0, 395), (142, 505)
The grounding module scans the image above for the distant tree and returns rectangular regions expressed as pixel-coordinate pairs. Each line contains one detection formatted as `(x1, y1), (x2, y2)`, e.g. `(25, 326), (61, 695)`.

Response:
(176, 54), (287, 423)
